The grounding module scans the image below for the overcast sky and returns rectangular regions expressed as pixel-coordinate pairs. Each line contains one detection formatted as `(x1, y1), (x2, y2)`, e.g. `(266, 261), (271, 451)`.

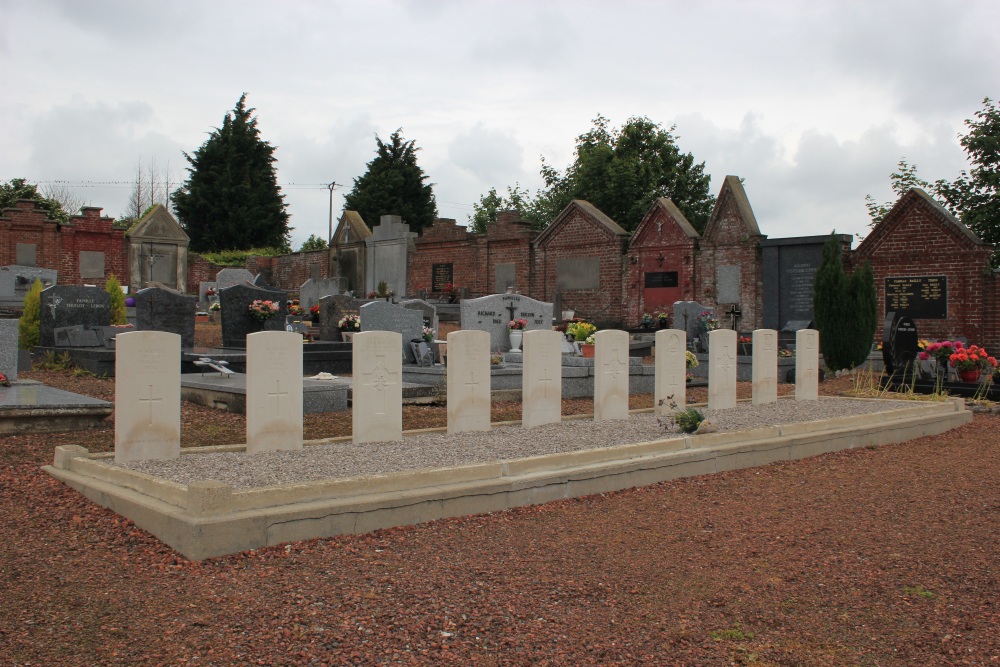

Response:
(1, 0), (997, 249)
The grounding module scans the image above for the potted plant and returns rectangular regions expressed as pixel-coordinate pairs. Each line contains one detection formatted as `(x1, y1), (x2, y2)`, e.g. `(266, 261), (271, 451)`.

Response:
(508, 318), (527, 352)
(309, 304), (320, 324)
(567, 320), (596, 343)
(641, 313), (655, 329)
(375, 281), (394, 301)
(422, 326), (436, 343)
(656, 312), (670, 329)
(685, 350), (698, 382)
(948, 342), (997, 383)
(918, 340), (956, 380)
(738, 334), (752, 356)
(580, 333), (596, 358)
(337, 314), (361, 342)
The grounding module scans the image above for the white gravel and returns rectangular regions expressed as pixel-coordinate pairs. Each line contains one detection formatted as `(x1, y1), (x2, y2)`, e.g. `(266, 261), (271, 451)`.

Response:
(118, 398), (915, 489)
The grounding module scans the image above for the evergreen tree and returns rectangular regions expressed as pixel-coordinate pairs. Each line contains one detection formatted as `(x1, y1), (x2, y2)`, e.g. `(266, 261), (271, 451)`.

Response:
(343, 129), (437, 234)
(172, 93), (290, 253)
(105, 274), (127, 325)
(19, 278), (42, 349)
(814, 233), (878, 371)
(848, 260), (878, 367)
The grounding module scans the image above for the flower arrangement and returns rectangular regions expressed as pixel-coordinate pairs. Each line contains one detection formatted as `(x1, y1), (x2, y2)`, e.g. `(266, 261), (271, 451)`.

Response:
(287, 299), (305, 316)
(367, 290), (378, 299)
(918, 340), (955, 365)
(205, 287), (218, 297)
(656, 312), (669, 325)
(490, 350), (504, 366)
(248, 299), (279, 321)
(375, 281), (394, 298)
(584, 334), (596, 345)
(422, 326), (435, 342)
(0, 371), (10, 387)
(948, 342), (997, 373)
(697, 310), (719, 331)
(209, 302), (221, 311)
(309, 304), (320, 317)
(778, 348), (794, 358)
(685, 350), (698, 368)
(337, 314), (361, 332)
(641, 313), (654, 328)
(738, 335), (752, 344)
(508, 318), (528, 331)
(111, 323), (135, 329)
(567, 320), (597, 341)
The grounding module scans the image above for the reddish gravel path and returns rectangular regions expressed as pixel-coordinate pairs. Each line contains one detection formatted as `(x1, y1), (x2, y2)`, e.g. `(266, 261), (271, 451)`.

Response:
(1, 354), (998, 664)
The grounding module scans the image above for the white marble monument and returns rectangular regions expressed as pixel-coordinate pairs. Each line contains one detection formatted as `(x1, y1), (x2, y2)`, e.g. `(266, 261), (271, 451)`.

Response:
(521, 329), (562, 428)
(594, 329), (630, 421)
(447, 330), (491, 434)
(114, 331), (181, 463)
(707, 329), (737, 410)
(353, 331), (403, 443)
(246, 331), (303, 453)
(655, 329), (687, 416)
(795, 329), (820, 401)
(752, 328), (778, 405)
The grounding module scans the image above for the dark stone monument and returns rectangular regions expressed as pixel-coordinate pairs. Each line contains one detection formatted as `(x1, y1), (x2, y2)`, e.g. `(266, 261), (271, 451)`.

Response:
(882, 311), (919, 382)
(761, 235), (851, 331)
(40, 285), (111, 347)
(318, 294), (366, 341)
(219, 283), (288, 348)
(884, 276), (947, 319)
(134, 286), (198, 348)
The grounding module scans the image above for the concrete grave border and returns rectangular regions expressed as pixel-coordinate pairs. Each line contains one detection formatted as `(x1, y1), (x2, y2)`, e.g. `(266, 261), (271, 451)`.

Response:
(44, 398), (970, 561)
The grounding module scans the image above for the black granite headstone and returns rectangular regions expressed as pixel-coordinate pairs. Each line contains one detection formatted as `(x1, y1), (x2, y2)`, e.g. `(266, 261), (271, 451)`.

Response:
(761, 236), (850, 331)
(882, 311), (919, 379)
(134, 286), (198, 348)
(219, 283), (288, 348)
(40, 286), (111, 347)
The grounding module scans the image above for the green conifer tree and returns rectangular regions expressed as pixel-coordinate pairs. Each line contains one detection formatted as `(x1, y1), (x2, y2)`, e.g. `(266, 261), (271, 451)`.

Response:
(105, 274), (127, 325)
(848, 261), (878, 368)
(813, 233), (852, 371)
(19, 278), (43, 349)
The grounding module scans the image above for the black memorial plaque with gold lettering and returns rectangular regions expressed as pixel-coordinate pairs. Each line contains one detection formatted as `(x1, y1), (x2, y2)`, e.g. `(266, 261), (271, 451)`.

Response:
(884, 276), (947, 319)
(431, 263), (454, 293)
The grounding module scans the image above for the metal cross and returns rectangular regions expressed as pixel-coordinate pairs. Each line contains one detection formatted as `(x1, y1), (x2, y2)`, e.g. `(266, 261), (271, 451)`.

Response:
(726, 304), (742, 331)
(267, 379), (288, 417)
(506, 302), (518, 323)
(138, 383), (163, 426)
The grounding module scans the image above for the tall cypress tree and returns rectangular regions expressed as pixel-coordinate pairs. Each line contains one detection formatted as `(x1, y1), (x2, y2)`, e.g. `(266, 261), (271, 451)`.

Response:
(848, 260), (878, 368)
(173, 94), (290, 252)
(813, 233), (851, 370)
(344, 129), (437, 233)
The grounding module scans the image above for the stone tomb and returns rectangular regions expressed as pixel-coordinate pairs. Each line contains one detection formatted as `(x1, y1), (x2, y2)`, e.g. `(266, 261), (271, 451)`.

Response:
(401, 298), (439, 336)
(115, 331), (180, 463)
(672, 300), (714, 343)
(707, 329), (737, 410)
(593, 330), (630, 421)
(0, 265), (56, 304)
(353, 331), (403, 443)
(360, 300), (423, 363)
(134, 286), (197, 348)
(460, 293), (553, 353)
(219, 283), (288, 348)
(446, 330), (491, 433)
(795, 329), (820, 401)
(752, 329), (778, 405)
(40, 285), (111, 347)
(655, 329), (687, 415)
(521, 330), (563, 428)
(298, 277), (347, 311)
(215, 268), (254, 290)
(318, 294), (366, 341)
(246, 331), (303, 453)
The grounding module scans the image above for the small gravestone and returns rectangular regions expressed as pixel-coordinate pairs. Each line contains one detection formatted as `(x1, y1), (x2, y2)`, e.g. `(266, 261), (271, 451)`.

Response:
(460, 293), (553, 353)
(219, 283), (288, 348)
(353, 331), (403, 443)
(446, 330), (491, 433)
(318, 294), (366, 341)
(708, 329), (737, 410)
(594, 330), (630, 421)
(252, 273), (273, 289)
(299, 277), (347, 311)
(198, 281), (218, 304)
(215, 268), (254, 290)
(752, 329), (778, 405)
(795, 329), (820, 400)
(0, 319), (18, 381)
(0, 265), (57, 302)
(134, 286), (197, 348)
(672, 301), (714, 343)
(40, 285), (111, 347)
(882, 312), (919, 380)
(246, 331), (303, 453)
(655, 329), (687, 415)
(522, 329), (562, 428)
(400, 298), (438, 335)
(114, 331), (181, 463)
(360, 301), (424, 363)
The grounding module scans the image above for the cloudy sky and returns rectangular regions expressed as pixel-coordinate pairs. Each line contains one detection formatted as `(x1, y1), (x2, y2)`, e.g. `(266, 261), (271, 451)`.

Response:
(1, 0), (997, 249)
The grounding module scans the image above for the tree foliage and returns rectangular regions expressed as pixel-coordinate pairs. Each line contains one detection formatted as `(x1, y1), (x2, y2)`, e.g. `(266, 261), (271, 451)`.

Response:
(172, 93), (291, 253)
(813, 233), (876, 371)
(299, 234), (329, 252)
(864, 159), (931, 227)
(468, 184), (537, 233)
(19, 278), (43, 349)
(935, 97), (1000, 266)
(344, 129), (437, 234)
(0, 178), (70, 222)
(531, 115), (715, 234)
(105, 274), (127, 325)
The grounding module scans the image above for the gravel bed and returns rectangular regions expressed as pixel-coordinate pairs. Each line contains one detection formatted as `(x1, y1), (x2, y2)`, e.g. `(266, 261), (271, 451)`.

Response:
(119, 397), (916, 489)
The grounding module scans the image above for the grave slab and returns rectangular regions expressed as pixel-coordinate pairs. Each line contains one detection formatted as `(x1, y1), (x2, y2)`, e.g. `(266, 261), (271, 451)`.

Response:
(795, 329), (820, 400)
(40, 285), (111, 347)
(219, 283), (288, 348)
(594, 330), (630, 421)
(353, 331), (403, 443)
(522, 330), (562, 428)
(447, 330), (491, 433)
(114, 331), (181, 463)
(655, 329), (687, 414)
(134, 286), (197, 348)
(708, 329), (737, 410)
(461, 293), (553, 352)
(360, 301), (423, 362)
(752, 329), (778, 405)
(0, 319), (20, 382)
(246, 331), (303, 453)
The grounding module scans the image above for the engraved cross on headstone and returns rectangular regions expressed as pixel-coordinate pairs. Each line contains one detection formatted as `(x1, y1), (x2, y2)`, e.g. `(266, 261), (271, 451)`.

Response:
(718, 347), (735, 393)
(726, 304), (742, 331)
(139, 383), (163, 426)
(539, 366), (554, 398)
(267, 379), (288, 417)
(603, 348), (628, 398)
(364, 352), (399, 415)
(465, 369), (479, 392)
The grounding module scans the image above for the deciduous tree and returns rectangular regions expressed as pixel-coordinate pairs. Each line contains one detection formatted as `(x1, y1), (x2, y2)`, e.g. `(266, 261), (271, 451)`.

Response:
(0, 178), (70, 222)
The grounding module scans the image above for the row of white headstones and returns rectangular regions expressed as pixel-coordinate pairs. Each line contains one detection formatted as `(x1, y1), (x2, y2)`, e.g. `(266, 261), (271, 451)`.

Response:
(113, 328), (820, 464)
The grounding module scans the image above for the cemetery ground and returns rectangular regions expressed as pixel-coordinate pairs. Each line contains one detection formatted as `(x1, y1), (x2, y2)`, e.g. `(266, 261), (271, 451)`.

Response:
(1, 327), (997, 665)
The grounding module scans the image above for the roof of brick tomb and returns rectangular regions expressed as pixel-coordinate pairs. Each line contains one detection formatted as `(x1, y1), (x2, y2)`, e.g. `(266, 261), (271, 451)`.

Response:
(534, 199), (628, 247)
(333, 210), (372, 244)
(701, 175), (763, 242)
(854, 187), (990, 260)
(126, 204), (189, 243)
(629, 197), (700, 249)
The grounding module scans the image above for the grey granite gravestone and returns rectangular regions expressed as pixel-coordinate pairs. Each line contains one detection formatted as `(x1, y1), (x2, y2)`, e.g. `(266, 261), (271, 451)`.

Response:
(252, 274), (273, 289)
(0, 318), (18, 381)
(760, 236), (848, 331)
(40, 285), (111, 347)
(198, 281), (218, 304)
(672, 301), (714, 342)
(0, 265), (57, 302)
(360, 300), (424, 363)
(716, 265), (741, 304)
(219, 283), (288, 348)
(365, 215), (414, 298)
(215, 268), (254, 289)
(400, 298), (438, 336)
(299, 277), (348, 311)
(318, 294), (366, 341)
(134, 286), (197, 348)
(460, 293), (553, 352)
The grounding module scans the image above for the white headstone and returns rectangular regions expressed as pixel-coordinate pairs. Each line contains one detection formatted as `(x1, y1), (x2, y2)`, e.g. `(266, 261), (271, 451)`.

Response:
(594, 329), (629, 421)
(795, 329), (820, 401)
(114, 331), (180, 463)
(521, 329), (562, 428)
(246, 331), (303, 453)
(353, 331), (403, 443)
(446, 330), (491, 433)
(752, 328), (778, 405)
(707, 329), (737, 410)
(655, 329), (687, 416)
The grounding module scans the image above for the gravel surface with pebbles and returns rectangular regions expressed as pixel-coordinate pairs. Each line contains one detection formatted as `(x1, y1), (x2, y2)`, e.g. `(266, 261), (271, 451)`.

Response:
(120, 397), (915, 489)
